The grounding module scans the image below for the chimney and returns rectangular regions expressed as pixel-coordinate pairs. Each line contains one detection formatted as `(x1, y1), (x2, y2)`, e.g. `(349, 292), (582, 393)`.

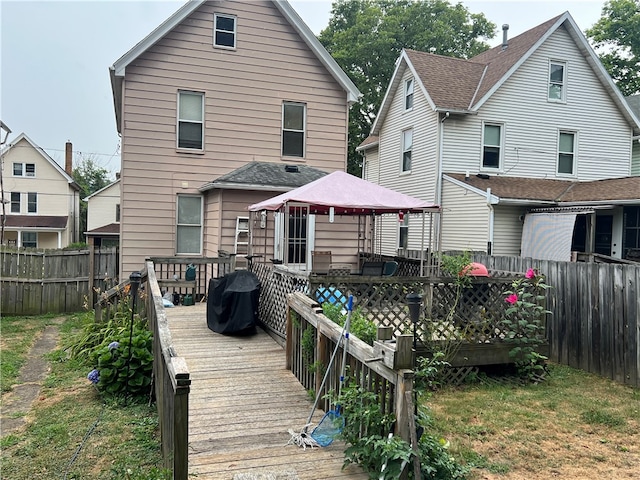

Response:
(502, 24), (509, 50)
(65, 141), (73, 175)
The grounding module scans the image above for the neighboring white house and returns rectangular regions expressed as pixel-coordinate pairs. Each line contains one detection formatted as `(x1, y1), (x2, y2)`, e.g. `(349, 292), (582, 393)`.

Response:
(84, 178), (120, 248)
(628, 95), (640, 176)
(358, 12), (640, 262)
(0, 133), (80, 248)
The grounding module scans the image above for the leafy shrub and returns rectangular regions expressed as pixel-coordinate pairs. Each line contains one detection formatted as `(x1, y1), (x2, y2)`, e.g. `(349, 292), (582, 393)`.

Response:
(89, 322), (153, 397)
(322, 302), (377, 345)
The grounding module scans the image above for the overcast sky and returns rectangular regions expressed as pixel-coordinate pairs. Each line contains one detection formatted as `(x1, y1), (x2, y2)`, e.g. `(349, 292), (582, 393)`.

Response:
(1, 0), (606, 177)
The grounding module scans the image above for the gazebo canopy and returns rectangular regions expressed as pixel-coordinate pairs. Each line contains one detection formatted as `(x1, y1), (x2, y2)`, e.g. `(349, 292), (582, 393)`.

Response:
(248, 171), (440, 215)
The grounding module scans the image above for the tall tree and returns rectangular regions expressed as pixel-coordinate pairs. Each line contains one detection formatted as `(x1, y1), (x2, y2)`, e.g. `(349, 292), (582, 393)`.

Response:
(586, 0), (640, 96)
(72, 156), (112, 244)
(319, 0), (496, 175)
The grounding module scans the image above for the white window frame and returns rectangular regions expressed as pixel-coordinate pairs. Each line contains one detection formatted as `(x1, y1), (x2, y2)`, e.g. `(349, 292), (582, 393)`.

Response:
(27, 192), (37, 214)
(405, 78), (414, 111)
(401, 128), (413, 173)
(282, 102), (306, 158)
(548, 60), (567, 103)
(481, 122), (503, 170)
(176, 195), (203, 255)
(213, 13), (237, 49)
(177, 91), (204, 151)
(21, 232), (37, 248)
(10, 192), (21, 213)
(557, 130), (577, 176)
(13, 162), (36, 177)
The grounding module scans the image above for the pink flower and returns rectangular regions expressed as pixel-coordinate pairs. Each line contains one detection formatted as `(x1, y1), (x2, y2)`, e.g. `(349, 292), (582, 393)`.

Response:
(505, 294), (518, 304)
(525, 268), (536, 279)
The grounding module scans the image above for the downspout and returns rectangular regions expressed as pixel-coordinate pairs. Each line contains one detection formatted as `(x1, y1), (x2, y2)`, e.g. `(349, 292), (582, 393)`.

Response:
(487, 188), (494, 255)
(435, 112), (450, 204)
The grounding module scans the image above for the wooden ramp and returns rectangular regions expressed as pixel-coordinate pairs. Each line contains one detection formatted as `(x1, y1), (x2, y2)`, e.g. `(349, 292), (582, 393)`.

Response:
(166, 303), (368, 480)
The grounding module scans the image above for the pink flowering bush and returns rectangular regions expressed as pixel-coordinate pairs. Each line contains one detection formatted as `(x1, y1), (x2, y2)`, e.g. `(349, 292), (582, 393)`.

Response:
(502, 268), (551, 380)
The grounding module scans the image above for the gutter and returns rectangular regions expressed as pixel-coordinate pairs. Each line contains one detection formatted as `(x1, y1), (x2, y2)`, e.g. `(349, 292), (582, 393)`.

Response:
(198, 182), (295, 193)
(486, 188), (494, 255)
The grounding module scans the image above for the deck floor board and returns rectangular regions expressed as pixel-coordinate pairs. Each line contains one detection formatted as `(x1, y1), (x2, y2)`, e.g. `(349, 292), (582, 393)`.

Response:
(166, 304), (368, 479)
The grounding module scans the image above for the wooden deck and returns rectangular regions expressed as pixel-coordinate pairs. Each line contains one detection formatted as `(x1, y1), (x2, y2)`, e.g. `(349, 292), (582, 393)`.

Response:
(166, 303), (368, 480)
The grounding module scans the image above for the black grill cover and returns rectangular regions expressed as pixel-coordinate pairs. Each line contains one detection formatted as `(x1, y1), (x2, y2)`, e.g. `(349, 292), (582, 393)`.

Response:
(206, 270), (261, 334)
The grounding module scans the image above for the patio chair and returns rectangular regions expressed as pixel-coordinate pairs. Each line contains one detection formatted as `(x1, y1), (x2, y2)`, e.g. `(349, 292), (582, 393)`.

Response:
(360, 261), (385, 276)
(382, 261), (398, 276)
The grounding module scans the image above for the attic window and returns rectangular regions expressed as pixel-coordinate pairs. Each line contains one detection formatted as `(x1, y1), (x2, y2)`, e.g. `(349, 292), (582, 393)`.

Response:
(548, 61), (566, 102)
(214, 13), (236, 49)
(405, 78), (414, 110)
(13, 162), (36, 177)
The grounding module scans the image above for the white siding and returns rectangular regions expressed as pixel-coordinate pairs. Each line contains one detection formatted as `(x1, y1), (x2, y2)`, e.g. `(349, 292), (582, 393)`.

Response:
(441, 180), (489, 252)
(87, 182), (120, 231)
(442, 26), (632, 181)
(492, 205), (527, 256)
(373, 68), (440, 256)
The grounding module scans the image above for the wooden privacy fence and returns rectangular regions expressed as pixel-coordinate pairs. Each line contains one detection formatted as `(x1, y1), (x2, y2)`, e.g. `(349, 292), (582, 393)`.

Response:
(1, 246), (119, 315)
(471, 255), (640, 388)
(287, 292), (415, 445)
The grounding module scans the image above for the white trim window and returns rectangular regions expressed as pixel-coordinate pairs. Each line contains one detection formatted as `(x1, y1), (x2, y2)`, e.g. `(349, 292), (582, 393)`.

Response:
(557, 131), (576, 175)
(482, 123), (502, 169)
(282, 102), (306, 158)
(21, 232), (37, 248)
(176, 195), (203, 254)
(10, 192), (20, 213)
(548, 60), (566, 102)
(405, 78), (414, 110)
(177, 91), (204, 150)
(214, 13), (236, 49)
(13, 162), (36, 177)
(401, 129), (413, 172)
(27, 192), (37, 213)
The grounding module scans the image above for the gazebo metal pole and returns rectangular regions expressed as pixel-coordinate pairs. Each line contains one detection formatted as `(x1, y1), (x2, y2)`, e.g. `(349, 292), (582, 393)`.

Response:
(420, 210), (426, 277)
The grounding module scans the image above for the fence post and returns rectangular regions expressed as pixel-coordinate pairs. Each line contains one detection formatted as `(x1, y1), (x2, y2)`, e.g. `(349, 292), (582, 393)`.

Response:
(394, 369), (414, 449)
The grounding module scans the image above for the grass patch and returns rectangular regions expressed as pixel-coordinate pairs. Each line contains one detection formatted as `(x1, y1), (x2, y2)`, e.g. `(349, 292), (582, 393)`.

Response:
(0, 313), (167, 479)
(428, 364), (640, 479)
(0, 313), (60, 394)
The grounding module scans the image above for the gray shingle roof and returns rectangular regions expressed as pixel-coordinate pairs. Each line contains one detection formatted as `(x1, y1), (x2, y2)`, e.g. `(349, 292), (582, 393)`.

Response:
(446, 173), (640, 203)
(4, 215), (68, 229)
(200, 162), (329, 192)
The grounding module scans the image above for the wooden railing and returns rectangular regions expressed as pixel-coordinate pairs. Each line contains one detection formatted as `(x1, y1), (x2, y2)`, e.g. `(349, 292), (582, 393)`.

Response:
(145, 260), (190, 479)
(287, 292), (415, 444)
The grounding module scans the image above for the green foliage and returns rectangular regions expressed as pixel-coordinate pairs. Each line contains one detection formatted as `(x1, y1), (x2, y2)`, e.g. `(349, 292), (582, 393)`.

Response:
(90, 324), (153, 397)
(339, 377), (468, 479)
(586, 0), (640, 96)
(319, 0), (495, 175)
(301, 325), (316, 362)
(322, 302), (377, 345)
(502, 268), (551, 381)
(72, 155), (114, 243)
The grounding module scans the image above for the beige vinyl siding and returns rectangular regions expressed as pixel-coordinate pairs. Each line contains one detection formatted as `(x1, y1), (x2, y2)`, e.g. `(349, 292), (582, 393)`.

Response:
(312, 215), (360, 266)
(87, 182), (120, 231)
(442, 26), (632, 180)
(374, 69), (440, 256)
(441, 180), (489, 252)
(632, 143), (640, 176)
(363, 145), (379, 184)
(492, 205), (527, 256)
(204, 190), (222, 256)
(120, 1), (350, 273)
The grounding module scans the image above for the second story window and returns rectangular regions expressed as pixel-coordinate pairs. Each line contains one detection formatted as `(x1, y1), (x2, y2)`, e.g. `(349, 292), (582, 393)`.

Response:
(116, 204), (121, 222)
(10, 192), (20, 213)
(178, 91), (204, 150)
(402, 129), (413, 172)
(214, 13), (236, 49)
(482, 123), (502, 169)
(27, 192), (37, 213)
(282, 102), (305, 158)
(405, 78), (414, 110)
(558, 131), (576, 175)
(549, 61), (566, 102)
(13, 163), (36, 177)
